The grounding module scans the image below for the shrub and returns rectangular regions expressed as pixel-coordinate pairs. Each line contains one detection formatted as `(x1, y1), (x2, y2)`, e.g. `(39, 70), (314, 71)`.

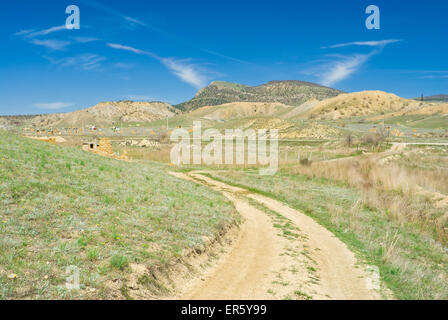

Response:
(299, 158), (312, 166)
(362, 133), (383, 149)
(110, 255), (128, 270)
(87, 248), (99, 261)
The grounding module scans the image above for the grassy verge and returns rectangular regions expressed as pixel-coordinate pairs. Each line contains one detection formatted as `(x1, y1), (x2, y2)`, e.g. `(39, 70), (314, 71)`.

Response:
(203, 169), (448, 300)
(0, 131), (239, 299)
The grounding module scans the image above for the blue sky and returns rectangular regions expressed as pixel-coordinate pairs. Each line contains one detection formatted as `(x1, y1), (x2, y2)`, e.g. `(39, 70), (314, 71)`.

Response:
(1, 0), (447, 115)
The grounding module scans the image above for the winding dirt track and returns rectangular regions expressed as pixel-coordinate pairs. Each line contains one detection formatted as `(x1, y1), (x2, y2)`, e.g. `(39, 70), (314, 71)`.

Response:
(169, 171), (382, 300)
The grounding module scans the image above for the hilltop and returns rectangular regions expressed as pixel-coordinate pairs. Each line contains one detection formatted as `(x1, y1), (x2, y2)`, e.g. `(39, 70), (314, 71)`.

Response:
(175, 80), (343, 112)
(30, 101), (179, 128)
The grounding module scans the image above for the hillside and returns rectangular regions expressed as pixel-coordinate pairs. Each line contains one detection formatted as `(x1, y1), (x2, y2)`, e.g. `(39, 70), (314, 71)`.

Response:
(189, 101), (294, 121)
(30, 101), (179, 128)
(0, 118), (10, 130)
(0, 115), (41, 129)
(0, 131), (238, 299)
(304, 91), (438, 120)
(175, 80), (343, 111)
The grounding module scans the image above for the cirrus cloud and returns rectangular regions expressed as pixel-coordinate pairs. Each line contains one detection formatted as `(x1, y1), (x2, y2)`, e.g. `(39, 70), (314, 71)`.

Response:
(33, 102), (74, 110)
(312, 39), (402, 86)
(26, 25), (67, 38)
(322, 39), (401, 49)
(319, 53), (373, 86)
(107, 42), (211, 88)
(31, 39), (71, 51)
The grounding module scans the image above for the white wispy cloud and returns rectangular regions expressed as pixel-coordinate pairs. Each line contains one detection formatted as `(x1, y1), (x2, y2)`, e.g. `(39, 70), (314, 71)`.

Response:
(107, 42), (210, 88)
(82, 0), (249, 65)
(399, 70), (448, 74)
(322, 39), (401, 49)
(319, 53), (373, 86)
(124, 16), (147, 27)
(74, 37), (100, 43)
(46, 54), (106, 70)
(33, 102), (74, 110)
(14, 29), (35, 36)
(124, 94), (153, 100)
(312, 39), (402, 86)
(160, 58), (208, 89)
(32, 39), (71, 51)
(420, 75), (448, 79)
(81, 0), (146, 29)
(26, 25), (67, 38)
(114, 62), (135, 69)
(107, 43), (153, 56)
(415, 71), (448, 79)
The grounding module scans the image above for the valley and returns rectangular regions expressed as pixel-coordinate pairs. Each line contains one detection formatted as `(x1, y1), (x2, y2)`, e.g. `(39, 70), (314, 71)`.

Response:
(1, 80), (447, 300)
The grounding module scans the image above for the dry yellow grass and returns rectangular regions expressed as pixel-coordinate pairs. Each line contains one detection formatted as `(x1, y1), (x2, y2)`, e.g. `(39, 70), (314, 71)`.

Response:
(290, 156), (448, 244)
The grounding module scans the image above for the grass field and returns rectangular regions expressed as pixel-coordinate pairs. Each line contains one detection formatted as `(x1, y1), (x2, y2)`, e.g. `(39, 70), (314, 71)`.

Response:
(382, 114), (448, 129)
(0, 131), (239, 299)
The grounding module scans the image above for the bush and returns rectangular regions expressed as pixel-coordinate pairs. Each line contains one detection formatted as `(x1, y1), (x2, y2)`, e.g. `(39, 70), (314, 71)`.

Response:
(345, 135), (353, 147)
(362, 133), (383, 149)
(299, 158), (312, 166)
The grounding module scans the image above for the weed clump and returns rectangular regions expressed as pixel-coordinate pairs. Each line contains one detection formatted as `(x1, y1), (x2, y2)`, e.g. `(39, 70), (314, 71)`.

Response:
(110, 255), (128, 270)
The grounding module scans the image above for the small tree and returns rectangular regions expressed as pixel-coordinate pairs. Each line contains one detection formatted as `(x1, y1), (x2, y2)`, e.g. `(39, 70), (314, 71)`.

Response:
(345, 135), (353, 148)
(157, 131), (169, 143)
(362, 133), (383, 151)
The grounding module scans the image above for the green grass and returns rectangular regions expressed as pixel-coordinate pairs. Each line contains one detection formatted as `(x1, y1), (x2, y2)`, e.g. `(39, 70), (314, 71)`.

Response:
(110, 255), (128, 270)
(294, 290), (313, 300)
(383, 114), (448, 130)
(407, 114), (448, 129)
(203, 169), (448, 300)
(0, 131), (239, 299)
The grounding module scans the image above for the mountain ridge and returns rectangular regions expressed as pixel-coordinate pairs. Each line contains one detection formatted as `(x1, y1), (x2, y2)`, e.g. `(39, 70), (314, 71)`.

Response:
(175, 80), (344, 112)
(420, 94), (448, 102)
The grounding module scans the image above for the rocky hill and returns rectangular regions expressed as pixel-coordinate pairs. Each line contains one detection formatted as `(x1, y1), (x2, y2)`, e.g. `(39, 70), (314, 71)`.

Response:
(175, 80), (343, 111)
(30, 101), (179, 128)
(189, 101), (294, 121)
(304, 91), (438, 120)
(0, 115), (42, 129)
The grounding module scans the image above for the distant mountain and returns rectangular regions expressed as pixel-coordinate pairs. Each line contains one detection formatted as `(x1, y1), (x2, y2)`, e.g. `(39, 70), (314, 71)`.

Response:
(419, 94), (448, 103)
(31, 101), (179, 128)
(175, 80), (343, 112)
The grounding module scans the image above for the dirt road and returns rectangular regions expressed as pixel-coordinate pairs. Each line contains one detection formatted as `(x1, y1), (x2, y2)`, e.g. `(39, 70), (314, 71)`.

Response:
(169, 171), (383, 300)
